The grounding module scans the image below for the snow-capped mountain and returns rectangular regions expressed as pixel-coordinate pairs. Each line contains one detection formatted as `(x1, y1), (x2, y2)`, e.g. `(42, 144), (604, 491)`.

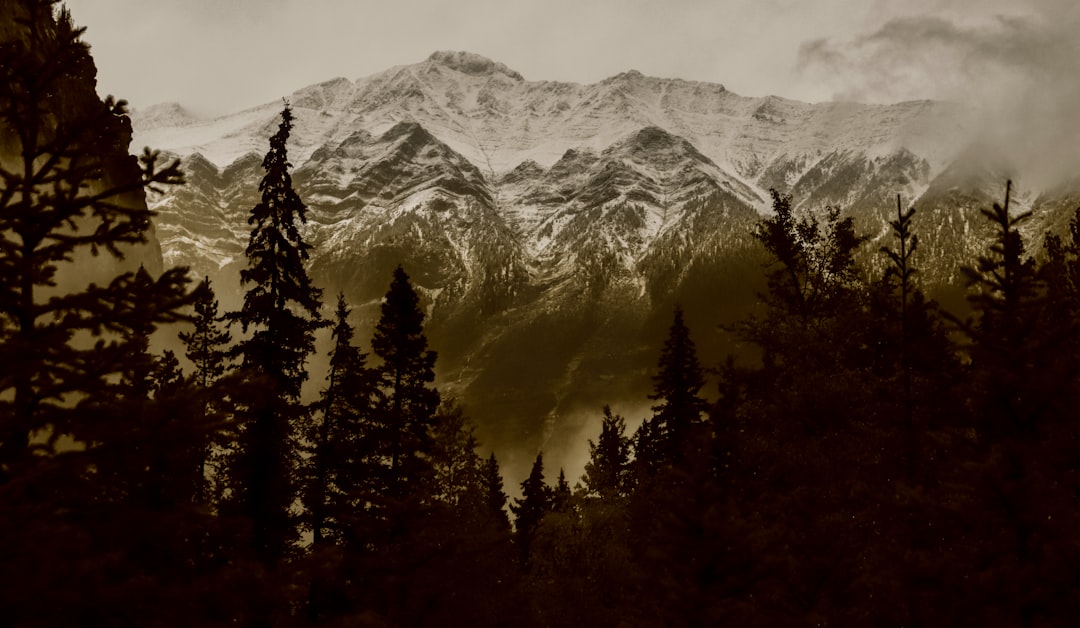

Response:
(133, 51), (1080, 475)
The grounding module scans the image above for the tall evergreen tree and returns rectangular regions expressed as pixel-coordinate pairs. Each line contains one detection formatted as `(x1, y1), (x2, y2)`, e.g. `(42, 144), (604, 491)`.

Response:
(880, 196), (921, 476)
(179, 277), (232, 389)
(178, 277), (233, 503)
(371, 265), (440, 495)
(481, 452), (510, 532)
(0, 4), (229, 623)
(648, 306), (708, 464)
(307, 293), (377, 545)
(0, 0), (188, 479)
(583, 405), (630, 500)
(512, 452), (553, 564)
(956, 180), (1045, 438)
(224, 102), (324, 564)
(552, 468), (572, 512)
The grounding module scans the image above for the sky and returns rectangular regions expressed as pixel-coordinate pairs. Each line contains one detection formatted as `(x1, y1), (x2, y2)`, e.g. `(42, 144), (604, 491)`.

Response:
(61, 0), (1072, 113)
(62, 0), (1080, 186)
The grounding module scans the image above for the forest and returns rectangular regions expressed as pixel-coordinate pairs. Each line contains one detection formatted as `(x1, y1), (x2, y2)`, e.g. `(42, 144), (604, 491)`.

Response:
(1, 2), (1078, 626)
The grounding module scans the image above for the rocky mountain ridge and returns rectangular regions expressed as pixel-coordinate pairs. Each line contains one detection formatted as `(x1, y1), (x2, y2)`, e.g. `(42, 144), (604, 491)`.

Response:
(133, 51), (1080, 478)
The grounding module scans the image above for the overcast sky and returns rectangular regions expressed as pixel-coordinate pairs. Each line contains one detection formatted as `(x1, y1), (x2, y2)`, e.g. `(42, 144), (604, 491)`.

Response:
(63, 0), (1074, 116)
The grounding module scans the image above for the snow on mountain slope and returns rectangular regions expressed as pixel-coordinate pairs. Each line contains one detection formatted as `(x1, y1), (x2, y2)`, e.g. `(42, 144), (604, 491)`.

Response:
(132, 51), (973, 196)
(134, 51), (1067, 483)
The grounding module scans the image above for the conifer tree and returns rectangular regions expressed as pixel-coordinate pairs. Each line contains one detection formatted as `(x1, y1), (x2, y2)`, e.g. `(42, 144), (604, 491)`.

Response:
(481, 453), (510, 532)
(649, 306), (708, 463)
(179, 277), (232, 389)
(583, 405), (630, 499)
(430, 401), (484, 509)
(956, 180), (1044, 437)
(553, 468), (572, 512)
(880, 196), (920, 476)
(0, 4), (212, 622)
(512, 452), (553, 564)
(224, 102), (324, 564)
(307, 293), (377, 545)
(371, 265), (440, 495)
(178, 277), (233, 503)
(0, 0), (189, 478)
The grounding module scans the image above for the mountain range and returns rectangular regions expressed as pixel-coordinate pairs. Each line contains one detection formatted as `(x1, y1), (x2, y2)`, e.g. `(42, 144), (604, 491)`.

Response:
(131, 50), (1080, 478)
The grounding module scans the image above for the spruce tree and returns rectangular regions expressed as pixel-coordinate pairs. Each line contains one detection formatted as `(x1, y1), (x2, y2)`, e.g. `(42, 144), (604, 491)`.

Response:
(481, 453), (510, 532)
(179, 277), (232, 389)
(307, 293), (377, 545)
(649, 305), (708, 463)
(956, 180), (1044, 438)
(371, 265), (440, 495)
(224, 102), (324, 564)
(511, 452), (553, 564)
(178, 277), (232, 503)
(0, 4), (215, 622)
(583, 405), (630, 500)
(0, 0), (188, 479)
(880, 196), (920, 476)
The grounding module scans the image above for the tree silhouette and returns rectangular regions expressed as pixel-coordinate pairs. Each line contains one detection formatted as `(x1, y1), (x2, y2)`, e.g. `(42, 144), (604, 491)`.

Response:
(649, 305), (708, 462)
(880, 196), (920, 477)
(307, 293), (377, 545)
(512, 452), (552, 565)
(178, 277), (232, 503)
(0, 0), (188, 478)
(371, 265), (440, 496)
(583, 405), (630, 499)
(224, 101), (324, 564)
(481, 452), (510, 532)
(0, 3), (219, 623)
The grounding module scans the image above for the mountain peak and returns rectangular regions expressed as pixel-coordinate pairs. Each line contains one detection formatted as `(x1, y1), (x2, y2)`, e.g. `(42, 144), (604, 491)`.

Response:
(425, 50), (524, 81)
(624, 126), (700, 156)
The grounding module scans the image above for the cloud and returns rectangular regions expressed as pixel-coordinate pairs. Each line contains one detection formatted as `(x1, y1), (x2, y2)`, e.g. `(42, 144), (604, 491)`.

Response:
(796, 5), (1080, 187)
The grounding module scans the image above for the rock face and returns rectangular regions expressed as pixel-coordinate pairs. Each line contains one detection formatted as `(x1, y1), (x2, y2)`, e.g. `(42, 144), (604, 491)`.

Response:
(0, 2), (166, 291)
(133, 51), (1080, 477)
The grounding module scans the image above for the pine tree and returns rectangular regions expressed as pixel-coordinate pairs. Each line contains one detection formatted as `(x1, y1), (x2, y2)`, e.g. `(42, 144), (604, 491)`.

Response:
(371, 265), (440, 495)
(0, 0), (188, 479)
(649, 306), (708, 463)
(481, 453), (510, 532)
(430, 401), (484, 509)
(583, 405), (630, 499)
(956, 180), (1045, 438)
(179, 277), (232, 389)
(553, 468), (572, 512)
(880, 196), (920, 477)
(224, 102), (325, 564)
(178, 277), (232, 503)
(512, 452), (553, 564)
(0, 4), (221, 622)
(307, 293), (377, 545)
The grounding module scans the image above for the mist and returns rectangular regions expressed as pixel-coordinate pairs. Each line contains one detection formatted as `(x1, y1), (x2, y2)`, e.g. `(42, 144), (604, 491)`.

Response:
(796, 0), (1080, 188)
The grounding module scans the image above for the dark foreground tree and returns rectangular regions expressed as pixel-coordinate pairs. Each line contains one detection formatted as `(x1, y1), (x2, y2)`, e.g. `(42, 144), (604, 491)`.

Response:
(0, 0), (188, 479)
(178, 277), (232, 503)
(306, 293), (378, 546)
(481, 452), (511, 532)
(647, 305), (708, 463)
(371, 265), (440, 496)
(0, 3), (224, 624)
(583, 406), (630, 500)
(512, 452), (553, 565)
(224, 101), (324, 565)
